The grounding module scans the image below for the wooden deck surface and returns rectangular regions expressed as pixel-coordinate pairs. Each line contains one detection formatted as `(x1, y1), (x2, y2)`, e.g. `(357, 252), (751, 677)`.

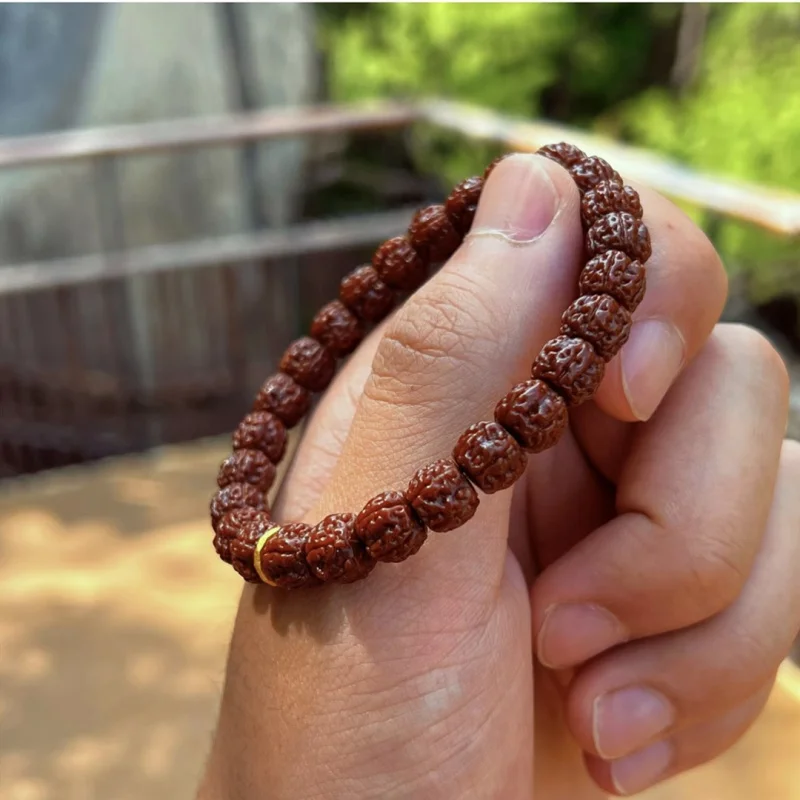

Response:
(0, 439), (798, 800)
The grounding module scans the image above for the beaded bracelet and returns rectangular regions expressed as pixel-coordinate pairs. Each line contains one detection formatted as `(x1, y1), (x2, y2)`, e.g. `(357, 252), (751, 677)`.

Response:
(209, 143), (651, 589)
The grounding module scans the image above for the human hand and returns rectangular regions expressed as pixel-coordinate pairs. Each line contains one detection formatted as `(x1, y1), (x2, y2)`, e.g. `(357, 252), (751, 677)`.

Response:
(199, 155), (800, 799)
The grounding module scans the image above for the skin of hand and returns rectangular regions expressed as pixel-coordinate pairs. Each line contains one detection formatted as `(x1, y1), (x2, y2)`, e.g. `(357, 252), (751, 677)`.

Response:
(198, 155), (800, 800)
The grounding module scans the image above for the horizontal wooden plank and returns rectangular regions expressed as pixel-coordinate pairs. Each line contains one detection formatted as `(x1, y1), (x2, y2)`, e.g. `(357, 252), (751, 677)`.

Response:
(0, 102), (419, 167)
(0, 208), (415, 295)
(423, 100), (800, 236)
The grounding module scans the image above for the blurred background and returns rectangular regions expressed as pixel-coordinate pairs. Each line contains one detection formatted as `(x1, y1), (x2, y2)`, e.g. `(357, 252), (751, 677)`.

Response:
(0, 4), (797, 800)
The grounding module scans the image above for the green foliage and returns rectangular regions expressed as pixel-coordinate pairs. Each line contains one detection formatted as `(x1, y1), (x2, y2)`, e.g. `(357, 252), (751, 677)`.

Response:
(322, 3), (799, 299)
(625, 4), (800, 298)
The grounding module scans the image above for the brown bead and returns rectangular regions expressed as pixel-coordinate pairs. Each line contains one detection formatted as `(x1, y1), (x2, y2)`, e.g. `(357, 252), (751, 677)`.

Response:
(233, 411), (287, 463)
(217, 449), (276, 493)
(581, 182), (643, 228)
(339, 265), (395, 324)
(453, 421), (527, 494)
(210, 482), (267, 531)
(230, 511), (274, 583)
(253, 372), (311, 428)
(570, 156), (622, 193)
(355, 490), (427, 563)
(214, 507), (269, 565)
(279, 337), (336, 392)
(372, 236), (427, 291)
(258, 522), (318, 589)
(586, 212), (652, 263)
(305, 513), (376, 584)
(537, 142), (586, 169)
(494, 379), (568, 453)
(408, 204), (462, 264)
(561, 294), (632, 361)
(406, 458), (479, 533)
(310, 300), (365, 358)
(533, 335), (606, 406)
(579, 250), (646, 312)
(484, 153), (511, 180)
(445, 176), (483, 235)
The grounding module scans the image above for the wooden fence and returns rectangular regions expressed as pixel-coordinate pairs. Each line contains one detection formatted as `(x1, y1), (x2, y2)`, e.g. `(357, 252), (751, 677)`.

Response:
(0, 101), (796, 476)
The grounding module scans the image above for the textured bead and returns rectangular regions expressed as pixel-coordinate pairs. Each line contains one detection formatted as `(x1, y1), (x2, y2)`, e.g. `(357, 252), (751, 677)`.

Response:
(310, 300), (364, 358)
(484, 153), (511, 180)
(586, 212), (652, 263)
(233, 411), (287, 463)
(533, 335), (606, 406)
(537, 142), (586, 168)
(445, 176), (483, 234)
(214, 507), (268, 565)
(406, 458), (479, 533)
(339, 265), (395, 324)
(561, 294), (632, 361)
(356, 490), (427, 563)
(217, 449), (276, 493)
(579, 250), (646, 312)
(210, 482), (267, 531)
(570, 156), (622, 193)
(230, 511), (274, 583)
(305, 513), (376, 584)
(258, 522), (318, 589)
(253, 372), (311, 428)
(453, 421), (527, 494)
(494, 379), (568, 453)
(408, 204), (462, 264)
(279, 337), (336, 393)
(372, 236), (427, 291)
(581, 182), (643, 228)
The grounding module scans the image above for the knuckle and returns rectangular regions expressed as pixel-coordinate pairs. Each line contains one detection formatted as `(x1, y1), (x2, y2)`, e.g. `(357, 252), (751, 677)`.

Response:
(368, 273), (509, 407)
(719, 324), (791, 395)
(685, 520), (749, 616)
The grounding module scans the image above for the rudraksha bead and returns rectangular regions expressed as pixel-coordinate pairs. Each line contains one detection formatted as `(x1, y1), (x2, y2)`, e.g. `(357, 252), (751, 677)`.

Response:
(453, 421), (527, 494)
(579, 250), (646, 312)
(310, 300), (365, 358)
(339, 265), (396, 324)
(372, 236), (427, 291)
(233, 411), (287, 463)
(408, 204), (462, 264)
(279, 337), (336, 393)
(570, 156), (622, 194)
(214, 507), (267, 565)
(494, 379), (568, 453)
(561, 294), (632, 361)
(581, 182), (643, 228)
(586, 212), (652, 263)
(445, 176), (483, 235)
(484, 153), (510, 180)
(230, 511), (274, 583)
(258, 522), (318, 589)
(210, 482), (268, 531)
(355, 490), (427, 563)
(217, 449), (276, 493)
(305, 513), (376, 584)
(253, 372), (311, 428)
(533, 335), (606, 406)
(537, 142), (586, 169)
(406, 458), (479, 533)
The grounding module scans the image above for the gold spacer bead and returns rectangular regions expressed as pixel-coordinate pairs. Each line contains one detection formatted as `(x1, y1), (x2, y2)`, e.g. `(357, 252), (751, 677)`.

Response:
(253, 525), (282, 586)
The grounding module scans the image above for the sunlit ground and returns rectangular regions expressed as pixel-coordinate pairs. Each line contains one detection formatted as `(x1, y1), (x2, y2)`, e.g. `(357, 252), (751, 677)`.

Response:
(0, 439), (798, 800)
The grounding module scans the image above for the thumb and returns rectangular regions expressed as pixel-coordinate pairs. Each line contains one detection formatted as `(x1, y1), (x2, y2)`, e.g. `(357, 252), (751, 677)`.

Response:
(313, 153), (584, 593)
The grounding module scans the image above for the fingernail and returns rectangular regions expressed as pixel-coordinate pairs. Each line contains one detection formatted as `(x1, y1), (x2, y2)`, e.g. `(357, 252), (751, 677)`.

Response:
(537, 603), (628, 669)
(622, 319), (686, 421)
(472, 154), (560, 242)
(610, 740), (674, 796)
(593, 686), (675, 759)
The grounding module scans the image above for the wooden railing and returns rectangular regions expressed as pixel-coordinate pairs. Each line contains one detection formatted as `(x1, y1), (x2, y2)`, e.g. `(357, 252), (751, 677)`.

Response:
(0, 100), (796, 475)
